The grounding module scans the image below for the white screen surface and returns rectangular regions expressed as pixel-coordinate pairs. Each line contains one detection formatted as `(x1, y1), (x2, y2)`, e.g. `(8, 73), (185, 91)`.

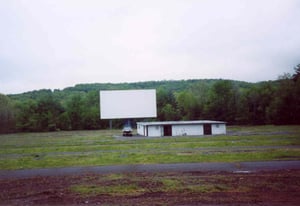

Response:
(100, 89), (157, 119)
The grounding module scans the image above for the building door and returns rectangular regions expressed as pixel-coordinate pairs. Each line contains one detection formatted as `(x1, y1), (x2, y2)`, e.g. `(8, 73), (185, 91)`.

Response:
(163, 125), (172, 136)
(203, 124), (212, 135)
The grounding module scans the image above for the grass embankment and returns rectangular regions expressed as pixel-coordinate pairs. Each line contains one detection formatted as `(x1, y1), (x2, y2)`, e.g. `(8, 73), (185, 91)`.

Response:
(69, 171), (300, 198)
(67, 170), (300, 205)
(70, 173), (228, 197)
(0, 125), (299, 170)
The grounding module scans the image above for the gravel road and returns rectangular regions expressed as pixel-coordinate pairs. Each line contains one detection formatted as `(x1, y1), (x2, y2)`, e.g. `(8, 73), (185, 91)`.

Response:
(0, 160), (299, 179)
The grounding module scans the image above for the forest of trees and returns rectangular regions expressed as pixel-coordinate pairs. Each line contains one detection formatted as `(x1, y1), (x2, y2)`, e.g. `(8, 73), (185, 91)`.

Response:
(1, 65), (300, 133)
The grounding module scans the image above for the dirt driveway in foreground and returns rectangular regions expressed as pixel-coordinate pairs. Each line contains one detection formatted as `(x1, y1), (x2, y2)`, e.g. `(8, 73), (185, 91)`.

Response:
(0, 169), (299, 206)
(0, 161), (300, 205)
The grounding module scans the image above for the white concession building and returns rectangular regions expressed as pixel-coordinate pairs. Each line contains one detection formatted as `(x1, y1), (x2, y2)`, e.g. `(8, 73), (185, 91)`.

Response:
(137, 120), (226, 137)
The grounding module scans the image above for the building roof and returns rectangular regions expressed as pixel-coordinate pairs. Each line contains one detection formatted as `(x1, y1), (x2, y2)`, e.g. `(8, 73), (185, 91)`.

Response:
(136, 120), (226, 126)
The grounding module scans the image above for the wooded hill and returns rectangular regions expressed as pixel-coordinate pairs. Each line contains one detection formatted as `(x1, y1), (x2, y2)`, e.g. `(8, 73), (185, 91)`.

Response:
(1, 66), (300, 133)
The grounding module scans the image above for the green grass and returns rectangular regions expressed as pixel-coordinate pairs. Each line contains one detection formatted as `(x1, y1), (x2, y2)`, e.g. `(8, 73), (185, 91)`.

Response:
(69, 172), (238, 197)
(0, 125), (299, 170)
(70, 184), (145, 196)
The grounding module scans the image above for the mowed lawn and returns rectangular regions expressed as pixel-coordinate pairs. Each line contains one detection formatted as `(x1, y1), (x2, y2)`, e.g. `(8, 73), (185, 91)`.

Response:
(0, 125), (299, 170)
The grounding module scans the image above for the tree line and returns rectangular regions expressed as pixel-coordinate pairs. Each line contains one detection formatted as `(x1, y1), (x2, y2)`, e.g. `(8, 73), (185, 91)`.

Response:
(1, 65), (299, 133)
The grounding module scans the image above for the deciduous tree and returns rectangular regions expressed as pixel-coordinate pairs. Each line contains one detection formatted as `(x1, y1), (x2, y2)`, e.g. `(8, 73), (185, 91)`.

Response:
(0, 94), (16, 133)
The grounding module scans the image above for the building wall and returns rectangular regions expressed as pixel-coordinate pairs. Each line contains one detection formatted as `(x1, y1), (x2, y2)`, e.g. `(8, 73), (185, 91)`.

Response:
(137, 124), (163, 137)
(211, 123), (226, 135)
(172, 124), (204, 136)
(137, 124), (145, 136)
(148, 125), (163, 137)
(137, 122), (226, 137)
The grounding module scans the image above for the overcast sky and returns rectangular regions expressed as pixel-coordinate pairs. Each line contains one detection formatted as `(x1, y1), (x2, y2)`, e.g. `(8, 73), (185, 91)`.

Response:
(1, 0), (300, 94)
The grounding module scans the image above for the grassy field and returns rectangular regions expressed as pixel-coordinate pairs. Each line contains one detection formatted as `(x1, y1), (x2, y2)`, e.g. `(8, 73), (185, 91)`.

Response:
(0, 125), (299, 170)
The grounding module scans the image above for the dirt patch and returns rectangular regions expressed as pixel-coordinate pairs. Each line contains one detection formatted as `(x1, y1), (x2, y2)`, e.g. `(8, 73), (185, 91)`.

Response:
(0, 169), (299, 205)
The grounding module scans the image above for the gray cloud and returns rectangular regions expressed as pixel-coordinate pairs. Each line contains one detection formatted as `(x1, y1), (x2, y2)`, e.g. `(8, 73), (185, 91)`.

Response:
(1, 0), (299, 94)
